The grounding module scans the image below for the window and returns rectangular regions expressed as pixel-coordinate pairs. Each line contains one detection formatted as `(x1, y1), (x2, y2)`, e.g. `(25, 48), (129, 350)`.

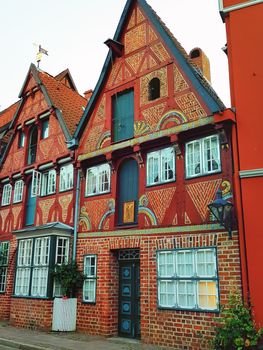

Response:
(53, 238), (69, 297)
(149, 77), (160, 101)
(27, 125), (38, 165)
(41, 119), (49, 139)
(157, 248), (218, 311)
(13, 180), (24, 203)
(83, 255), (97, 303)
(147, 147), (175, 186)
(59, 164), (73, 192)
(14, 236), (69, 298)
(186, 135), (221, 178)
(113, 89), (134, 142)
(1, 183), (12, 206)
(0, 241), (9, 293)
(18, 131), (25, 148)
(85, 164), (110, 196)
(41, 170), (56, 196)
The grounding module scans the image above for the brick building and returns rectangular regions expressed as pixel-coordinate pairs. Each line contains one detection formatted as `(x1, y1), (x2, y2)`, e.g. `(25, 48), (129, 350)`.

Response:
(69, 0), (242, 348)
(0, 63), (86, 329)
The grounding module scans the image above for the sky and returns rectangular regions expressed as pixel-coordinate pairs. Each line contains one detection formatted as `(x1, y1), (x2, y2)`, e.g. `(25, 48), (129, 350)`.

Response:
(0, 0), (230, 111)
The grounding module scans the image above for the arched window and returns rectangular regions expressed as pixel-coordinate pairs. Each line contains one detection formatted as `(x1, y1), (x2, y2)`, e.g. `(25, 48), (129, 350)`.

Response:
(117, 158), (139, 226)
(27, 125), (38, 165)
(148, 77), (160, 101)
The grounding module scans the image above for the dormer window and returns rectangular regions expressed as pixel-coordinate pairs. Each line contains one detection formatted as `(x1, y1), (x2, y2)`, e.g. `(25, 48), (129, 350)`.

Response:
(27, 125), (38, 165)
(41, 119), (49, 139)
(148, 78), (160, 101)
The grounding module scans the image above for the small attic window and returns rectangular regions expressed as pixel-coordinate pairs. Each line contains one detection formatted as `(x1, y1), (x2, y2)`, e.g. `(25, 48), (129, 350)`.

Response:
(148, 78), (160, 101)
(190, 49), (200, 59)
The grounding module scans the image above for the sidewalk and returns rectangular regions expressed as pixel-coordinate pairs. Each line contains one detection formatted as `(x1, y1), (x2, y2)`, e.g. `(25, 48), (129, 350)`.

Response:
(0, 322), (169, 350)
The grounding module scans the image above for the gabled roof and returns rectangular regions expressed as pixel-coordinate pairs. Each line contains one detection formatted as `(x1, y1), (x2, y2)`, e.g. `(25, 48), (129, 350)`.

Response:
(0, 101), (20, 130)
(73, 0), (225, 143)
(55, 68), (78, 92)
(15, 63), (86, 139)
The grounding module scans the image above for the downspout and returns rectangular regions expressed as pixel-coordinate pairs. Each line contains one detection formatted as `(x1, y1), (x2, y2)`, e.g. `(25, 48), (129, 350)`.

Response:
(72, 168), (81, 262)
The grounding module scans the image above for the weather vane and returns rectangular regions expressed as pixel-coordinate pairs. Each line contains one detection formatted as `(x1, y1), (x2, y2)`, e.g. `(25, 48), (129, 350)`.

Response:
(33, 44), (48, 68)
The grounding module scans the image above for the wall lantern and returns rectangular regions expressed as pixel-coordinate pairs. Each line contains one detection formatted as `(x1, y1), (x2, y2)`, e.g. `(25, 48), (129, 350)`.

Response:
(208, 189), (233, 239)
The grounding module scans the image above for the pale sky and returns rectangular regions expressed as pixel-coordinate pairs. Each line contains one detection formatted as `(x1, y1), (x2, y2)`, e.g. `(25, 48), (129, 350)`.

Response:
(0, 0), (230, 111)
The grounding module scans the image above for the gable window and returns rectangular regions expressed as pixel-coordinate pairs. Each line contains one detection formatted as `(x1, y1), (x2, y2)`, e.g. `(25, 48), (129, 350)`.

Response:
(0, 241), (9, 293)
(112, 89), (134, 142)
(149, 77), (160, 101)
(14, 236), (69, 298)
(185, 135), (221, 178)
(27, 125), (38, 165)
(18, 131), (25, 149)
(13, 180), (24, 203)
(41, 170), (56, 196)
(41, 119), (49, 139)
(59, 164), (73, 192)
(83, 255), (97, 303)
(1, 183), (12, 206)
(85, 163), (110, 196)
(157, 248), (218, 311)
(147, 147), (175, 186)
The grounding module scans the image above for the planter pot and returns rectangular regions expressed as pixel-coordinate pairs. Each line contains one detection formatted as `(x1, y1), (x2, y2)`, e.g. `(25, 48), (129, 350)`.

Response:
(52, 297), (77, 331)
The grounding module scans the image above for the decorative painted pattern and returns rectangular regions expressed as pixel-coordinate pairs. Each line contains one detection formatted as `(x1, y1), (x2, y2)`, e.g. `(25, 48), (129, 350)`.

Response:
(186, 179), (221, 221)
(0, 209), (10, 232)
(19, 91), (48, 124)
(39, 198), (55, 223)
(221, 180), (233, 199)
(83, 198), (109, 230)
(142, 102), (166, 131)
(127, 8), (136, 30)
(79, 206), (92, 231)
(151, 43), (170, 62)
(140, 67), (168, 106)
(148, 26), (158, 43)
(124, 23), (147, 54)
(93, 95), (106, 124)
(96, 131), (111, 149)
(174, 66), (189, 93)
(23, 76), (37, 94)
(172, 213), (178, 225)
(107, 61), (122, 87)
(12, 206), (22, 230)
(134, 120), (150, 136)
(126, 52), (144, 74)
(147, 187), (176, 224)
(156, 233), (218, 250)
(175, 92), (206, 120)
(58, 194), (73, 221)
(137, 7), (145, 23)
(156, 110), (187, 130)
(84, 124), (104, 153)
(184, 212), (191, 224)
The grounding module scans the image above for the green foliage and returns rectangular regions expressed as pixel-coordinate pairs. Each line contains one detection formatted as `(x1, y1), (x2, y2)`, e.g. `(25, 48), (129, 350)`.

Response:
(212, 293), (263, 350)
(51, 262), (85, 298)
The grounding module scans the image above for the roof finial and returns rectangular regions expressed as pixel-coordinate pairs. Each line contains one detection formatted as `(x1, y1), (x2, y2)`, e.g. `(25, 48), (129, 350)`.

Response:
(34, 44), (49, 68)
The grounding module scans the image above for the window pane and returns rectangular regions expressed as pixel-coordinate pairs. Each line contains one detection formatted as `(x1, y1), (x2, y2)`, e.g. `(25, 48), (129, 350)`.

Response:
(83, 255), (97, 302)
(177, 281), (195, 308)
(56, 238), (69, 265)
(158, 251), (175, 277)
(1, 184), (12, 206)
(198, 281), (217, 309)
(14, 180), (24, 203)
(83, 280), (96, 302)
(161, 148), (175, 182)
(15, 268), (31, 296)
(31, 267), (49, 297)
(158, 280), (176, 307)
(196, 249), (216, 277)
(176, 251), (194, 277)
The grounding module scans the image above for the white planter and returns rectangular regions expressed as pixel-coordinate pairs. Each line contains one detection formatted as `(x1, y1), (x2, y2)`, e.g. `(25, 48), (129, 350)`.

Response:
(52, 297), (77, 331)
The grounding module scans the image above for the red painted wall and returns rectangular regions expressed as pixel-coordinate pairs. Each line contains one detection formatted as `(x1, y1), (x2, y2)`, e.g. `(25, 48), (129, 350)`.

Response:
(224, 1), (263, 325)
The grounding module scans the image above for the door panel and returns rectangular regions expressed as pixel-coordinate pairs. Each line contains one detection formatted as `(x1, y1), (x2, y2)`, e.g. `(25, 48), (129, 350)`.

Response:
(117, 158), (138, 225)
(119, 260), (140, 339)
(113, 89), (134, 142)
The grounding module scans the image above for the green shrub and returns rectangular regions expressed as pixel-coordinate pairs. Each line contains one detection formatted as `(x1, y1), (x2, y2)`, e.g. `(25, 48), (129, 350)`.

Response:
(212, 293), (263, 350)
(51, 262), (85, 298)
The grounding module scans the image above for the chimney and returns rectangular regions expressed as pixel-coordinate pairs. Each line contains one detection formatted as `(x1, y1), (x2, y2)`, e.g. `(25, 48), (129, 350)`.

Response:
(189, 48), (211, 83)
(84, 89), (93, 101)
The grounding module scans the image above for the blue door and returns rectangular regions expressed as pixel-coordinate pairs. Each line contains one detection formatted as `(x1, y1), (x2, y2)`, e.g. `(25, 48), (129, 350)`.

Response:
(113, 89), (134, 142)
(25, 180), (36, 226)
(117, 158), (138, 225)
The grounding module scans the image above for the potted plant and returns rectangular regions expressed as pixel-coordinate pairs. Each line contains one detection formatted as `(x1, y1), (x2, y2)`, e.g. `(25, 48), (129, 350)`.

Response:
(51, 262), (85, 331)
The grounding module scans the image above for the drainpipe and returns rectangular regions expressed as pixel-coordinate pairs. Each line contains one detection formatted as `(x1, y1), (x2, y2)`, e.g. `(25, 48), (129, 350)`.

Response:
(72, 168), (81, 262)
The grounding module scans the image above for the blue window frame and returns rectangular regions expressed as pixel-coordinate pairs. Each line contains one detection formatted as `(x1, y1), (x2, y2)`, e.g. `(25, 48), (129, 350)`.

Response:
(41, 119), (49, 139)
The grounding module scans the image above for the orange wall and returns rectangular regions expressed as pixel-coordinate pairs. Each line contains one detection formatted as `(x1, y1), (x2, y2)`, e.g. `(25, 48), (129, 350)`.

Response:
(223, 0), (251, 7)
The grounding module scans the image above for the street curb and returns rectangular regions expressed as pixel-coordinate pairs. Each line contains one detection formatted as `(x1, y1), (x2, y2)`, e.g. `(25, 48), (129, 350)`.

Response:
(0, 337), (52, 350)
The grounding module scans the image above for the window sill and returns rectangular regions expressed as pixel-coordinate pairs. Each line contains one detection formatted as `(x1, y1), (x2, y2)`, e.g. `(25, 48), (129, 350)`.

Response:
(146, 179), (176, 188)
(157, 306), (219, 313)
(11, 295), (51, 300)
(185, 170), (221, 180)
(85, 190), (111, 198)
(115, 223), (138, 229)
(59, 188), (73, 193)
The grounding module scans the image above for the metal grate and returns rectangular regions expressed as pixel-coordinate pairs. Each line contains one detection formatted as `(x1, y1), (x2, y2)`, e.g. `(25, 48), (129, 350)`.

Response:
(118, 249), (140, 261)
